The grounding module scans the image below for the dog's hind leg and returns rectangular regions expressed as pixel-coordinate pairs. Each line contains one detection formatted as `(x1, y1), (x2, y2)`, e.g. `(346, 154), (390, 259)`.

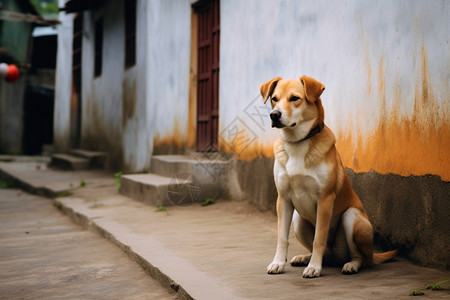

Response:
(341, 207), (373, 274)
(290, 211), (314, 266)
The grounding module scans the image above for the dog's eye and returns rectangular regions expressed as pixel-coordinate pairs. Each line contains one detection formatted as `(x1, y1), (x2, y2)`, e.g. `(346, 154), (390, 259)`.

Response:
(290, 96), (300, 102)
(271, 97), (278, 102)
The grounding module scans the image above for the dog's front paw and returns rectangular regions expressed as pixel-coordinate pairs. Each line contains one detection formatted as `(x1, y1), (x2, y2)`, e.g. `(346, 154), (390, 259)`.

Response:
(267, 261), (286, 274)
(302, 264), (321, 278)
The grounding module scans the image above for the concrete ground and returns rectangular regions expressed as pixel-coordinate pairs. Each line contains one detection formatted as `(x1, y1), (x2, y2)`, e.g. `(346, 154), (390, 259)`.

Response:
(0, 158), (449, 299)
(0, 188), (177, 300)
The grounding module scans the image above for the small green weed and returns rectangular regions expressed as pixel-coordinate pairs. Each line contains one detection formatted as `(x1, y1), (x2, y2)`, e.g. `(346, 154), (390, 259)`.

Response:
(410, 279), (449, 296)
(114, 172), (122, 191)
(409, 290), (424, 296)
(90, 198), (103, 209)
(55, 191), (73, 198)
(0, 179), (13, 189)
(155, 205), (169, 215)
(201, 197), (215, 207)
(80, 180), (86, 187)
(426, 279), (449, 291)
(155, 205), (166, 212)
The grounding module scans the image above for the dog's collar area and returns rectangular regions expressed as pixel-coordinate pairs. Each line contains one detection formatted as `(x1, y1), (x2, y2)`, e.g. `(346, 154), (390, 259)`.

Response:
(291, 123), (325, 144)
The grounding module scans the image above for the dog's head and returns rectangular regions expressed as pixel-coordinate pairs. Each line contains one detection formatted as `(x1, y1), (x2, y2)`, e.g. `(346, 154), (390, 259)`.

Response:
(260, 76), (325, 130)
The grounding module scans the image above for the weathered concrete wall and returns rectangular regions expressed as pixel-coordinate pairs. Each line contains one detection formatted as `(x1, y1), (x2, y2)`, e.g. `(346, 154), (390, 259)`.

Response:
(146, 0), (192, 154)
(234, 158), (277, 211)
(123, 0), (151, 172)
(220, 0), (449, 180)
(54, 0), (73, 153)
(55, 0), (152, 171)
(65, 0), (148, 171)
(347, 169), (450, 270)
(76, 0), (193, 171)
(81, 2), (122, 170)
(0, 76), (27, 154)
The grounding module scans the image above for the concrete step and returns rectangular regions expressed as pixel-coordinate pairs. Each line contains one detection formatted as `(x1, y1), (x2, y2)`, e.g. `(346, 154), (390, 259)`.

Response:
(150, 154), (230, 198)
(150, 154), (229, 177)
(69, 149), (107, 169)
(49, 154), (89, 171)
(120, 173), (203, 206)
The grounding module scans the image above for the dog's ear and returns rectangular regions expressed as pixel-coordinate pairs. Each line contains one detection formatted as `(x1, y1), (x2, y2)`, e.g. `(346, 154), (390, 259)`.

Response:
(260, 77), (282, 104)
(300, 75), (325, 102)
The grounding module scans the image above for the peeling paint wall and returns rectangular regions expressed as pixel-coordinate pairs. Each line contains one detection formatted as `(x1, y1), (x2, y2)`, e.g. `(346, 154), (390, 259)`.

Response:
(146, 0), (192, 153)
(347, 169), (450, 270)
(54, 0), (448, 189)
(0, 77), (26, 154)
(81, 1), (144, 171)
(55, 0), (152, 171)
(220, 0), (449, 182)
(54, 0), (73, 153)
(55, 0), (193, 170)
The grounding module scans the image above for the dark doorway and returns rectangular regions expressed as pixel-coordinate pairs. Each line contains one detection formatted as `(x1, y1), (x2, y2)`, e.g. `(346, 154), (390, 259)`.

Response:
(71, 13), (83, 148)
(194, 0), (220, 152)
(22, 27), (57, 155)
(22, 85), (54, 155)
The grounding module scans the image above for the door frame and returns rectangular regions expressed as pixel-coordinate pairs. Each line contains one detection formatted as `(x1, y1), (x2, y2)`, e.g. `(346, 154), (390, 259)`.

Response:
(191, 0), (220, 152)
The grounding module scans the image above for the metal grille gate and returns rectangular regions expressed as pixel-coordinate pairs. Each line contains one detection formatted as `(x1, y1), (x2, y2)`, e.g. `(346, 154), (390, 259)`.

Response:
(195, 0), (220, 151)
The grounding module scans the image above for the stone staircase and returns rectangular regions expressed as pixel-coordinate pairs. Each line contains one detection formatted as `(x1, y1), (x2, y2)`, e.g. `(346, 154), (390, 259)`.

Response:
(49, 149), (108, 170)
(120, 154), (231, 207)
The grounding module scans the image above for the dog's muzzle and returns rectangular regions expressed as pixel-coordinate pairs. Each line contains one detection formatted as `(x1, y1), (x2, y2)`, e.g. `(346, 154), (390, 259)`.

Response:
(270, 110), (284, 128)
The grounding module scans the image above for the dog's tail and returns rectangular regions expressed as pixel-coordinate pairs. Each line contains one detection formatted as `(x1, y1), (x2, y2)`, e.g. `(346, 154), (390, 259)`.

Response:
(371, 249), (398, 265)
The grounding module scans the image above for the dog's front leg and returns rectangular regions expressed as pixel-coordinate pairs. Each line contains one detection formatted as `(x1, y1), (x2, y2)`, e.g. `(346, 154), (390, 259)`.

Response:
(303, 193), (335, 278)
(267, 195), (294, 274)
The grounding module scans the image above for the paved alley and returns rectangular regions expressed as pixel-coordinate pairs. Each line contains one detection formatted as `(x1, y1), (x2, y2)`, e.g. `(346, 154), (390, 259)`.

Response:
(0, 188), (176, 300)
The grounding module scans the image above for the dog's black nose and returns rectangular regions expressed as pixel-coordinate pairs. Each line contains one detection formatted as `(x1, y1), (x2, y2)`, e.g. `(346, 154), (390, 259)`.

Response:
(270, 110), (282, 122)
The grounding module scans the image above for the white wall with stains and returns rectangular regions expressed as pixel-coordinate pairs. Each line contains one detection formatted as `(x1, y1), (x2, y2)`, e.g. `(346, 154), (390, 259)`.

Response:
(80, 1), (142, 171)
(54, 0), (449, 178)
(220, 0), (449, 180)
(0, 77), (26, 153)
(145, 0), (192, 149)
(53, 0), (73, 152)
(55, 0), (193, 171)
(55, 0), (153, 171)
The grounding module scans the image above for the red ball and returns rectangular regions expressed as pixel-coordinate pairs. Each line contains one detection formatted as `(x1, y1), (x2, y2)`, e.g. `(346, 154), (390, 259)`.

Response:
(5, 65), (19, 82)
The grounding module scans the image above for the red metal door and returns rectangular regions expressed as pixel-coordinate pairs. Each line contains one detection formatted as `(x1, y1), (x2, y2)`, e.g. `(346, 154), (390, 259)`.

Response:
(196, 0), (220, 151)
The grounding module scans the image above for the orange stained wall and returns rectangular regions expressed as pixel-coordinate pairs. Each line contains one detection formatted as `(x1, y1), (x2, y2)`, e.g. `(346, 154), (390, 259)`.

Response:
(217, 1), (449, 182)
(336, 45), (450, 181)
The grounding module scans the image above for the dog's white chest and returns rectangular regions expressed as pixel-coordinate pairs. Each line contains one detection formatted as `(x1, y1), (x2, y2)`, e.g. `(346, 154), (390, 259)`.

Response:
(278, 144), (329, 224)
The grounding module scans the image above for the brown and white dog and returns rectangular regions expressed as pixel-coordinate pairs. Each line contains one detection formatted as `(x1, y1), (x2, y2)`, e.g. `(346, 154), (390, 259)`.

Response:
(260, 75), (396, 278)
